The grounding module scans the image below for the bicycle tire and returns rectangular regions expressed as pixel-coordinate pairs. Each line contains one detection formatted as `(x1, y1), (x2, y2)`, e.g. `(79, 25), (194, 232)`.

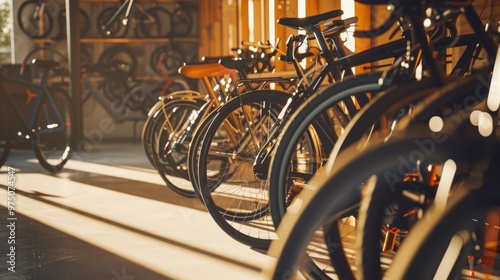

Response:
(0, 100), (12, 168)
(96, 6), (128, 38)
(187, 104), (227, 200)
(57, 8), (91, 38)
(126, 82), (155, 112)
(385, 176), (500, 280)
(142, 99), (168, 168)
(171, 4), (194, 37)
(142, 90), (204, 168)
(98, 45), (137, 75)
(17, 0), (53, 39)
(355, 71), (492, 279)
(0, 139), (10, 169)
(33, 87), (75, 173)
(139, 7), (172, 38)
(265, 127), (477, 279)
(151, 99), (205, 197)
(197, 90), (290, 249)
(141, 79), (192, 115)
(269, 73), (383, 229)
(150, 44), (186, 76)
(101, 76), (130, 105)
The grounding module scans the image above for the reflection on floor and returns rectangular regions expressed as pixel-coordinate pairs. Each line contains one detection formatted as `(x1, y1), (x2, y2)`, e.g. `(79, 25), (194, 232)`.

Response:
(0, 143), (271, 280)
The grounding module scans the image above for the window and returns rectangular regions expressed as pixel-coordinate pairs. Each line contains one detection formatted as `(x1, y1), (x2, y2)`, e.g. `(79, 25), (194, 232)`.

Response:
(0, 0), (11, 64)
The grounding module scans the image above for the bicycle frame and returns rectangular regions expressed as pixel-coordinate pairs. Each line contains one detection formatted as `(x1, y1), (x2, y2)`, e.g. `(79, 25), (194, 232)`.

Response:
(103, 0), (133, 30)
(0, 66), (67, 138)
(81, 69), (145, 123)
(252, 15), (485, 178)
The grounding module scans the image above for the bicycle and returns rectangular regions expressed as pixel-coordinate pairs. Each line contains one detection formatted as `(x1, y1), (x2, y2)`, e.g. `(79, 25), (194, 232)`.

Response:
(148, 56), (297, 197)
(0, 59), (75, 172)
(169, 1), (195, 38)
(146, 60), (236, 195)
(98, 0), (172, 38)
(17, 0), (90, 39)
(384, 117), (500, 279)
(263, 0), (498, 278)
(267, 20), (483, 231)
(23, 43), (94, 78)
(193, 10), (414, 249)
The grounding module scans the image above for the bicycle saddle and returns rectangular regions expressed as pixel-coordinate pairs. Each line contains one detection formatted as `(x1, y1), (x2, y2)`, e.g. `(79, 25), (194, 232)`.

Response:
(31, 59), (60, 70)
(218, 58), (255, 70)
(178, 63), (229, 79)
(278, 9), (343, 30)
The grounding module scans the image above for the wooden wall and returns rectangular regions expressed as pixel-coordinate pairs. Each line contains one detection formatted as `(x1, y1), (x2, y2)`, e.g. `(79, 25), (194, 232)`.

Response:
(196, 1), (498, 72)
(197, 0), (363, 60)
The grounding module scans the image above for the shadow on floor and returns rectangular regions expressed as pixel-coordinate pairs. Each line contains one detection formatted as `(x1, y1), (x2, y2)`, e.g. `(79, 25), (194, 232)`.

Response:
(0, 206), (171, 280)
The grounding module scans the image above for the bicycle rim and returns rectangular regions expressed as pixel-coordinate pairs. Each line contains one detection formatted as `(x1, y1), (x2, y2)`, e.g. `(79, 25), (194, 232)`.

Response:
(152, 99), (203, 197)
(18, 1), (53, 38)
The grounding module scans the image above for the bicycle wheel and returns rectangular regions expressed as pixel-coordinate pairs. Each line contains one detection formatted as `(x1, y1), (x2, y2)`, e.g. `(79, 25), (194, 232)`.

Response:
(57, 8), (91, 38)
(265, 127), (478, 279)
(125, 82), (155, 112)
(197, 90), (290, 249)
(98, 45), (137, 75)
(187, 105), (226, 200)
(171, 4), (193, 37)
(141, 79), (191, 115)
(355, 71), (492, 279)
(385, 175), (500, 280)
(100, 76), (130, 104)
(142, 89), (204, 168)
(0, 100), (12, 168)
(268, 73), (382, 229)
(0, 139), (10, 169)
(139, 7), (172, 38)
(151, 99), (205, 197)
(96, 6), (128, 38)
(17, 0), (53, 39)
(142, 99), (164, 168)
(33, 87), (75, 173)
(150, 44), (186, 76)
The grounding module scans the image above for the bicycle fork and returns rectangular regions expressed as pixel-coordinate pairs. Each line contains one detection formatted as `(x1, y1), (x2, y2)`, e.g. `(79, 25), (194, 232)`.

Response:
(252, 96), (295, 180)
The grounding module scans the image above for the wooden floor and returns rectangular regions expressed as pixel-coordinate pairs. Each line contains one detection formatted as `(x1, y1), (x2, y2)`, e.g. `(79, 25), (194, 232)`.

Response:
(0, 143), (272, 280)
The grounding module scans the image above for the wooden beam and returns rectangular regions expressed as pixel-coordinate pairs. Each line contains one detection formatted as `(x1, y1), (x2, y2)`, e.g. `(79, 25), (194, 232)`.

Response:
(66, 0), (83, 144)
